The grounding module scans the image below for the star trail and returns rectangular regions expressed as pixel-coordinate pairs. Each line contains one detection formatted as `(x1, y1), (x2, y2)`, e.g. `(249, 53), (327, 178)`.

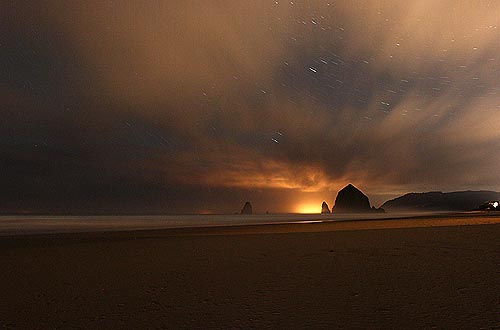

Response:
(2, 1), (500, 213)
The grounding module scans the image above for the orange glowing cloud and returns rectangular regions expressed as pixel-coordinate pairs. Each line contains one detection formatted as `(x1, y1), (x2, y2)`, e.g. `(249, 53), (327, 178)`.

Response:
(201, 160), (332, 192)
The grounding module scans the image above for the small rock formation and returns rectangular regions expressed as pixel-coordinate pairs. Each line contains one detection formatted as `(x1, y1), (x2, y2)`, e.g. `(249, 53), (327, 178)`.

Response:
(321, 201), (331, 214)
(241, 202), (253, 214)
(372, 206), (385, 213)
(333, 184), (373, 213)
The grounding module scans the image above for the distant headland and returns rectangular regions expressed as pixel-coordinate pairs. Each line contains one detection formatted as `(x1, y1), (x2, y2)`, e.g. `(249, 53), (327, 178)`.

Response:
(239, 184), (500, 214)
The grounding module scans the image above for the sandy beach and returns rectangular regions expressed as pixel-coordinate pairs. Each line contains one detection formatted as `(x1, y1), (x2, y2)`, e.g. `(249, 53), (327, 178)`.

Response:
(1, 214), (499, 329)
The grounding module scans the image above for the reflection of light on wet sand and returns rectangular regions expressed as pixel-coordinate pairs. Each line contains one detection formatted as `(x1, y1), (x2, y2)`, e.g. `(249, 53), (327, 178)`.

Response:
(293, 220), (325, 224)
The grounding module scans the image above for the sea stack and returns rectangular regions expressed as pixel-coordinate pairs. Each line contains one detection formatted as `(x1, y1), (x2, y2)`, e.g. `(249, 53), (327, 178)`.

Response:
(332, 184), (372, 213)
(321, 201), (331, 214)
(241, 202), (253, 214)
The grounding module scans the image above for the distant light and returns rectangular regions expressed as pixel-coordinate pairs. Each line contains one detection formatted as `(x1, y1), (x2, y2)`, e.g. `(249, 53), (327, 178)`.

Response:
(493, 202), (498, 208)
(296, 203), (320, 214)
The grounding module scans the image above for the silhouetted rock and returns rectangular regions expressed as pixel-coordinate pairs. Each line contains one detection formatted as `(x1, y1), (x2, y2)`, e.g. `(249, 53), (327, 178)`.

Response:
(321, 201), (331, 214)
(381, 191), (500, 211)
(241, 202), (253, 214)
(333, 184), (373, 213)
(372, 206), (385, 213)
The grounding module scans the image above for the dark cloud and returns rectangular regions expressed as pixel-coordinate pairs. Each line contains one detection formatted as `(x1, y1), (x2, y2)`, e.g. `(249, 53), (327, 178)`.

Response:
(1, 1), (500, 213)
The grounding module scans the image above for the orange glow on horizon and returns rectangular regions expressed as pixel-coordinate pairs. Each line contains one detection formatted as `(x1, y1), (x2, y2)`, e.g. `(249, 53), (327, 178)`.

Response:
(295, 203), (321, 214)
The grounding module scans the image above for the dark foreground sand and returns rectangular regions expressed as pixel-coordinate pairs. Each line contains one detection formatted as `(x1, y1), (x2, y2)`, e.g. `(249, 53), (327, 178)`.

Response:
(1, 215), (499, 329)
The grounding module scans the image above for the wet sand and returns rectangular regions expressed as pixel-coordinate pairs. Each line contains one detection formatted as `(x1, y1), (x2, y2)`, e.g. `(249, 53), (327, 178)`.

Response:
(1, 215), (499, 329)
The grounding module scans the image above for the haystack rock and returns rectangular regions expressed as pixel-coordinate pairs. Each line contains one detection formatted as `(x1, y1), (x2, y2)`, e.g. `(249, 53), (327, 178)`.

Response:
(333, 184), (373, 213)
(321, 201), (331, 214)
(241, 202), (253, 214)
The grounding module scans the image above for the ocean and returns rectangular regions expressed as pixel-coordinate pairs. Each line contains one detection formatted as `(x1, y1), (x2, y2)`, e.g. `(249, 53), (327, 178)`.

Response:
(0, 212), (441, 236)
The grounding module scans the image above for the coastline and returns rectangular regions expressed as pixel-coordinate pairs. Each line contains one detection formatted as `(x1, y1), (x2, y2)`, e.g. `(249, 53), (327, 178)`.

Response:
(1, 211), (500, 238)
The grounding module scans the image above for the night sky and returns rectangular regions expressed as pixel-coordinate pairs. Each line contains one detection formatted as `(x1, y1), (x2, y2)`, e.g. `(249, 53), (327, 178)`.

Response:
(2, 1), (500, 214)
